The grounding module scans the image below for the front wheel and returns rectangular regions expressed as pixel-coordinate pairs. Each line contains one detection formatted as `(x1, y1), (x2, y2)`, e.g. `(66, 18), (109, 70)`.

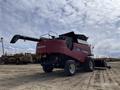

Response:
(42, 65), (53, 73)
(84, 58), (94, 72)
(64, 60), (76, 76)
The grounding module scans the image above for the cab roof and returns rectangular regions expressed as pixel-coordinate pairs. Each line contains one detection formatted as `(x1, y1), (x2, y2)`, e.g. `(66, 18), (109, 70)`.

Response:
(59, 31), (88, 41)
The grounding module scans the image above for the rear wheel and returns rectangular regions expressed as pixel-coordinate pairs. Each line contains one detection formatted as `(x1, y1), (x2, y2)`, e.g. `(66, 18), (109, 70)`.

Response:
(43, 65), (53, 73)
(64, 60), (76, 76)
(84, 58), (94, 72)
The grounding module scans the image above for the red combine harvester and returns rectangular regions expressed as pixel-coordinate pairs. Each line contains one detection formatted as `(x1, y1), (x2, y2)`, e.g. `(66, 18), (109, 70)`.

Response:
(10, 32), (110, 76)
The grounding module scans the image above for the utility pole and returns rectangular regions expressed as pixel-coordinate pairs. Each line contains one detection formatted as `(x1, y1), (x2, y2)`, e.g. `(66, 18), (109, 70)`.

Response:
(1, 37), (4, 55)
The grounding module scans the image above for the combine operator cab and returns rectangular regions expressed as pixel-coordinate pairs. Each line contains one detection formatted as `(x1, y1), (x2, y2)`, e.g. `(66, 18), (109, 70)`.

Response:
(10, 31), (110, 76)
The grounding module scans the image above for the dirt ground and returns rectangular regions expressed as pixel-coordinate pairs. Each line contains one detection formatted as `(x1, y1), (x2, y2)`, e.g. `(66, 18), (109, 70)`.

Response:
(0, 62), (120, 90)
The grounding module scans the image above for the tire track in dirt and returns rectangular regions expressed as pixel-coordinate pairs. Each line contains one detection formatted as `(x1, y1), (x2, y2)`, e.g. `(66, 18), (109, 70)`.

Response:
(0, 69), (89, 90)
(109, 69), (120, 90)
(86, 68), (117, 90)
(109, 68), (120, 87)
(106, 69), (113, 83)
(100, 69), (105, 90)
(46, 71), (92, 90)
(70, 72), (93, 89)
(0, 71), (62, 90)
(101, 68), (120, 90)
(76, 71), (95, 90)
(101, 70), (105, 83)
(84, 71), (95, 90)
(0, 62), (120, 90)
(103, 69), (110, 84)
(86, 70), (102, 90)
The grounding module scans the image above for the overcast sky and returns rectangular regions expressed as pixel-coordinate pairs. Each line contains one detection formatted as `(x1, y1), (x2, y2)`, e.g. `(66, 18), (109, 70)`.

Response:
(0, 0), (120, 58)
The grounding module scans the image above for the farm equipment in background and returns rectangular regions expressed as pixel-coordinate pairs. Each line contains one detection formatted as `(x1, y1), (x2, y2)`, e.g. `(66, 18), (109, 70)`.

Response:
(0, 53), (33, 65)
(15, 53), (33, 64)
(31, 54), (41, 64)
(0, 57), (4, 64)
(1, 55), (17, 64)
(10, 31), (110, 76)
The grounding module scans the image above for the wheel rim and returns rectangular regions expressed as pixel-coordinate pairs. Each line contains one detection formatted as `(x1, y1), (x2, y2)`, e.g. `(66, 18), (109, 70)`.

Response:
(89, 61), (93, 70)
(69, 64), (75, 74)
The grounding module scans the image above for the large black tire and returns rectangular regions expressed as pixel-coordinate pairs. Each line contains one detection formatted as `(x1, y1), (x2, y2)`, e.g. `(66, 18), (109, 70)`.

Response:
(43, 65), (53, 73)
(64, 60), (76, 76)
(84, 58), (94, 72)
(66, 37), (73, 50)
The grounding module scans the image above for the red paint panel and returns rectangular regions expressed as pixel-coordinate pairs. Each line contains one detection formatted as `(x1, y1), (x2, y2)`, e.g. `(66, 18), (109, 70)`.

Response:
(36, 39), (91, 62)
